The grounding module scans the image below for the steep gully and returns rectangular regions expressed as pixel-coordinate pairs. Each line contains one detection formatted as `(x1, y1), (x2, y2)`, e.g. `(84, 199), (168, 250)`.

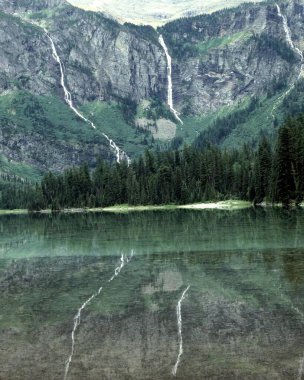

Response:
(64, 251), (134, 380)
(272, 4), (304, 117)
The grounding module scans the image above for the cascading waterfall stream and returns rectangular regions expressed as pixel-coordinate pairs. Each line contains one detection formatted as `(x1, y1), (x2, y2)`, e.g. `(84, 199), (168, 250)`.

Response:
(158, 35), (183, 125)
(275, 4), (304, 72)
(272, 4), (304, 116)
(172, 285), (190, 376)
(43, 28), (130, 164)
(63, 250), (134, 380)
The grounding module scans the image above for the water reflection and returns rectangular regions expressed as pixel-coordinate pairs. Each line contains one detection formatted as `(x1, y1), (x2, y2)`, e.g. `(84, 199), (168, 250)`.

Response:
(1, 209), (304, 259)
(0, 209), (304, 379)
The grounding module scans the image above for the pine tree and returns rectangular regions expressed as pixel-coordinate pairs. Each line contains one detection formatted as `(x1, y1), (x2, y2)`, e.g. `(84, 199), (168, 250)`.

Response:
(275, 123), (295, 207)
(254, 137), (272, 204)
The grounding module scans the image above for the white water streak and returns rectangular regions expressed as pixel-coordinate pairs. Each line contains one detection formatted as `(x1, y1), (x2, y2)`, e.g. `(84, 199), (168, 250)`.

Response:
(272, 4), (304, 117)
(108, 249), (133, 282)
(275, 4), (303, 69)
(44, 29), (130, 164)
(158, 35), (183, 124)
(172, 285), (190, 376)
(64, 250), (133, 380)
(63, 293), (99, 380)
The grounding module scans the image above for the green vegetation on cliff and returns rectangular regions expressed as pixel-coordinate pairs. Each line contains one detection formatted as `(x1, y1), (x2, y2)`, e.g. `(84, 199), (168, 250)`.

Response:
(193, 79), (304, 150)
(0, 91), (154, 178)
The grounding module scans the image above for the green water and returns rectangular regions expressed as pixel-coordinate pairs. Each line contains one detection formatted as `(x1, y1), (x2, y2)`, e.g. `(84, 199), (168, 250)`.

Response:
(0, 209), (304, 379)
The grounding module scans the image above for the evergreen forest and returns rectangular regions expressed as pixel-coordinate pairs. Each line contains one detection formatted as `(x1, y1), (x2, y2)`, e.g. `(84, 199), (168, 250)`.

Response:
(1, 115), (304, 210)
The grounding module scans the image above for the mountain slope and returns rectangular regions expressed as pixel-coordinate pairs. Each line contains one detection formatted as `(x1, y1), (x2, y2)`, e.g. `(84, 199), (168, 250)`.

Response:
(1, 0), (304, 180)
(159, 2), (302, 115)
(0, 0), (165, 178)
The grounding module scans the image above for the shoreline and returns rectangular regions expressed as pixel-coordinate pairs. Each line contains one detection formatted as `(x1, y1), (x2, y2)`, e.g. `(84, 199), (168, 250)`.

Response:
(1, 200), (304, 215)
(0, 201), (252, 215)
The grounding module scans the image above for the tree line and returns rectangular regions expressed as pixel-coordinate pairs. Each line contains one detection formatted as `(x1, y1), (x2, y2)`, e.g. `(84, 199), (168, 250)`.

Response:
(1, 115), (304, 210)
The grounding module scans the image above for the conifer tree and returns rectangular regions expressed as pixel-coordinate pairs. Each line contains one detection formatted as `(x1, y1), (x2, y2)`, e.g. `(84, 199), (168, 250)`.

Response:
(275, 123), (295, 206)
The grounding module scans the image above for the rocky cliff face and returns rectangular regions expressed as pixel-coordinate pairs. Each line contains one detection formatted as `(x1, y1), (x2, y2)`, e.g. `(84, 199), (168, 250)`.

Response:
(0, 0), (304, 177)
(46, 10), (167, 105)
(0, 13), (59, 97)
(3, 0), (304, 116)
(0, 0), (168, 174)
(161, 1), (304, 114)
(0, 0), (167, 104)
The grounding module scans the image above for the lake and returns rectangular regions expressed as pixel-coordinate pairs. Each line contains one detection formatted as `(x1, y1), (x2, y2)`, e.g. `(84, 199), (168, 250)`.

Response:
(0, 209), (304, 379)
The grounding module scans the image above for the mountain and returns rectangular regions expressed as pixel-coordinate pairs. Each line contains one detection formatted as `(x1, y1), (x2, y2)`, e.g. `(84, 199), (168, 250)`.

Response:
(0, 0), (166, 178)
(1, 0), (304, 181)
(67, 0), (264, 26)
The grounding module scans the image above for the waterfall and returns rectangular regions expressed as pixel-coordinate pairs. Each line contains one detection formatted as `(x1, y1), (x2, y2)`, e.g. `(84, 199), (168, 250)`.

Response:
(44, 29), (130, 164)
(272, 4), (304, 117)
(172, 285), (190, 376)
(275, 4), (304, 73)
(158, 35), (183, 124)
(64, 250), (134, 380)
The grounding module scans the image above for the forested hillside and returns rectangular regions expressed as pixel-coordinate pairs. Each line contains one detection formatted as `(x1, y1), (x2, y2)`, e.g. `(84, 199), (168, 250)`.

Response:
(1, 113), (304, 210)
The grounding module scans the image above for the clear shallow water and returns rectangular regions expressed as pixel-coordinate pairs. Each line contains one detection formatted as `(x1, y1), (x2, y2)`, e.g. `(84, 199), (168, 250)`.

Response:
(0, 209), (304, 379)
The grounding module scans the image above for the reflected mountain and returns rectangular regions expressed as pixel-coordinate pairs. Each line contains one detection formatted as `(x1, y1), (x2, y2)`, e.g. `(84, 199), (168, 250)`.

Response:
(0, 209), (304, 379)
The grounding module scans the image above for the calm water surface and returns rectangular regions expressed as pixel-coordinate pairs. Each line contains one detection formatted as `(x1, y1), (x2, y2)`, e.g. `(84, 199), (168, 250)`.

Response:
(0, 209), (304, 379)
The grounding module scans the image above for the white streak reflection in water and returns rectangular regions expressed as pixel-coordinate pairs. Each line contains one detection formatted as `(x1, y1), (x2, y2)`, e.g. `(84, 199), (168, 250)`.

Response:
(64, 250), (134, 380)
(172, 285), (190, 376)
